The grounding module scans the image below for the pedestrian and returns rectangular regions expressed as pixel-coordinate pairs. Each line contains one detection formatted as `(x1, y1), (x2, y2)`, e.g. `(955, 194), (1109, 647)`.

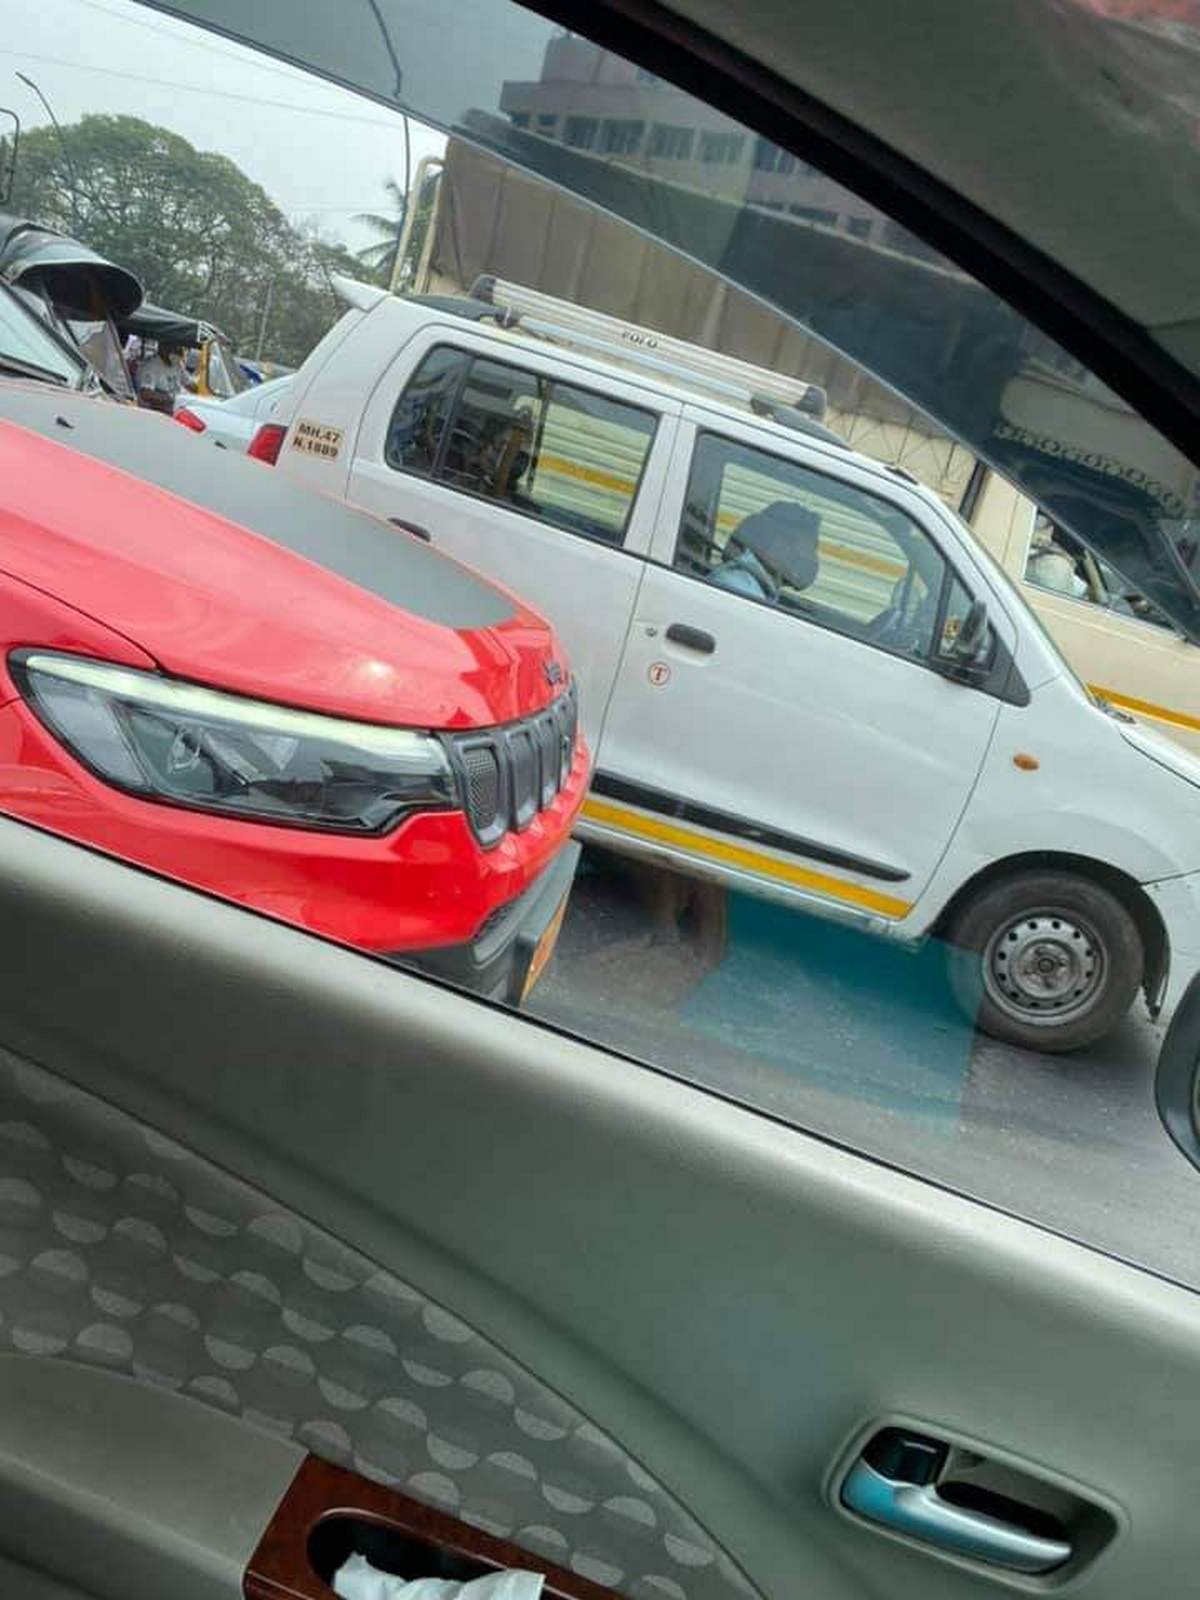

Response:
(135, 341), (186, 412)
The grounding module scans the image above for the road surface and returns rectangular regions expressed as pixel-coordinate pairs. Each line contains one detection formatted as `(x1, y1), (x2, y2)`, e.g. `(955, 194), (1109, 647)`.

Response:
(530, 849), (1200, 1289)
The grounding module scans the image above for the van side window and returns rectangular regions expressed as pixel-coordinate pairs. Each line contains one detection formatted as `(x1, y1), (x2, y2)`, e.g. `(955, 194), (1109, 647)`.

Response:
(387, 346), (657, 545)
(677, 431), (949, 659)
(1025, 513), (1173, 630)
(385, 346), (469, 475)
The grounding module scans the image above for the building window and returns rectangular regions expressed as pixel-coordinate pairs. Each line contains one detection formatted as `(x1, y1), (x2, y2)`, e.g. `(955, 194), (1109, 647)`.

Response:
(649, 124), (694, 159)
(601, 119), (645, 154)
(847, 216), (872, 239)
(563, 116), (599, 150)
(510, 112), (530, 129)
(699, 132), (745, 164)
(789, 204), (838, 226)
(753, 138), (805, 173)
(537, 113), (558, 133)
(753, 136), (779, 171)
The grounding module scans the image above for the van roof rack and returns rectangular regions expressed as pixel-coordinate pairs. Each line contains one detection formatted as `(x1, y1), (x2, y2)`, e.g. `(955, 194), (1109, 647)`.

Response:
(466, 275), (840, 443)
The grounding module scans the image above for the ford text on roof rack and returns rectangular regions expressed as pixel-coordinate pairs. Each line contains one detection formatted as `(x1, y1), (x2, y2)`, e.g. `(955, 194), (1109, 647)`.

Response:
(261, 275), (1200, 1052)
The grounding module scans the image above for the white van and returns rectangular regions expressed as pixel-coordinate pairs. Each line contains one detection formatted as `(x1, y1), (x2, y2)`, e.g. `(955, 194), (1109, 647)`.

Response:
(265, 277), (1200, 1052)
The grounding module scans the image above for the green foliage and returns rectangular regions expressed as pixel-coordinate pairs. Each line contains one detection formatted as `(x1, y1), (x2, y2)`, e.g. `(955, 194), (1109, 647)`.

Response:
(354, 170), (439, 290)
(9, 113), (363, 367)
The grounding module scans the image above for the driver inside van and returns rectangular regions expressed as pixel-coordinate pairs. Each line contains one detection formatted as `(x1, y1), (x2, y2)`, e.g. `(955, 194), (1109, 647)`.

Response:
(710, 499), (820, 604)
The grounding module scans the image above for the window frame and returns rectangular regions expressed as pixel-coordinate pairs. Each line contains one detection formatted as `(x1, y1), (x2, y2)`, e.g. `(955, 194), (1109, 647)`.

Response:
(385, 341), (662, 550)
(667, 423), (993, 679)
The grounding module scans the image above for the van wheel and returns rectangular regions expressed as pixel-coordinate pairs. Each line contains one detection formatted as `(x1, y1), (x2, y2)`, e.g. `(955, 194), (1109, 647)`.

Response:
(945, 872), (1143, 1053)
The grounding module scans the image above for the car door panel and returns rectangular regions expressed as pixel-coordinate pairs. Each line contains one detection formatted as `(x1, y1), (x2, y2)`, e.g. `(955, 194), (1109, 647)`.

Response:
(592, 417), (1005, 914)
(347, 327), (680, 750)
(0, 1043), (749, 1600)
(0, 818), (1199, 1599)
(0, 1356), (300, 1600)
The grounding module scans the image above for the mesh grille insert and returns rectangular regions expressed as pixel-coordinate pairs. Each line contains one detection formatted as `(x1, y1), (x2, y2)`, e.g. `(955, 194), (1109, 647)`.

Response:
(450, 682), (576, 847)
(462, 742), (501, 837)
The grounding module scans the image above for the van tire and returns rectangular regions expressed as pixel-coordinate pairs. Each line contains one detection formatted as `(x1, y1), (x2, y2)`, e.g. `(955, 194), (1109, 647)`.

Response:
(944, 871), (1143, 1053)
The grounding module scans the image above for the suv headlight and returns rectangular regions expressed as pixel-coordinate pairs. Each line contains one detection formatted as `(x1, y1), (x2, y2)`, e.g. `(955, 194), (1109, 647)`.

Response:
(12, 652), (457, 834)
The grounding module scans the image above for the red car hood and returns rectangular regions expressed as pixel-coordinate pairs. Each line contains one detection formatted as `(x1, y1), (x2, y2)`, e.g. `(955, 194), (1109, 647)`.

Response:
(0, 395), (568, 729)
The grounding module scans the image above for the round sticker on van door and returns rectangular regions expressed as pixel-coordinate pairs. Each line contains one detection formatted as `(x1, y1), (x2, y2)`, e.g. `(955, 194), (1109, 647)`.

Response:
(648, 661), (671, 687)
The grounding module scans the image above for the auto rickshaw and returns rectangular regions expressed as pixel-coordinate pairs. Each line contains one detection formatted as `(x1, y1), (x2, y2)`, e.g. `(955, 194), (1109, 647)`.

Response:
(117, 303), (248, 411)
(0, 211), (141, 400)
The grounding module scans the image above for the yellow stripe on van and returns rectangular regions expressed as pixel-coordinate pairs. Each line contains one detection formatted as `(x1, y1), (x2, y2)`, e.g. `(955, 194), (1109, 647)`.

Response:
(537, 453), (638, 496)
(1088, 685), (1200, 735)
(580, 797), (913, 919)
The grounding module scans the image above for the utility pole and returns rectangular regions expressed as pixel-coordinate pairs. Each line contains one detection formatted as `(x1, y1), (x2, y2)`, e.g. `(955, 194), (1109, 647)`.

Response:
(255, 276), (275, 362)
(15, 73), (81, 233)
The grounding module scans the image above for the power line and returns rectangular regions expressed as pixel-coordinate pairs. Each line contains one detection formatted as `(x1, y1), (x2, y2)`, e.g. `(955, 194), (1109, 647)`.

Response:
(63, 0), (335, 87)
(6, 48), (409, 128)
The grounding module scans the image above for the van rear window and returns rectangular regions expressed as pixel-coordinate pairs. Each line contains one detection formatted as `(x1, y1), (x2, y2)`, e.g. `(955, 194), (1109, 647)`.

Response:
(386, 344), (657, 545)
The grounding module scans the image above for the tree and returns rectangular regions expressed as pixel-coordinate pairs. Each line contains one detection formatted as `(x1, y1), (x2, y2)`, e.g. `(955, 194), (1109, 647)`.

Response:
(8, 113), (357, 367)
(353, 176), (407, 283)
(353, 169), (441, 290)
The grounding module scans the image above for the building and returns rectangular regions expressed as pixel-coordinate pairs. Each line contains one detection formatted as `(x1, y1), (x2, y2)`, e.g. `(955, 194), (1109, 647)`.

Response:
(498, 33), (905, 248)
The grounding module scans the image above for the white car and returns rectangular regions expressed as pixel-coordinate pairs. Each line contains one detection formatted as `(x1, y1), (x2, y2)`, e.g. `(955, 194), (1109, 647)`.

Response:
(174, 373), (293, 452)
(265, 275), (1200, 1054)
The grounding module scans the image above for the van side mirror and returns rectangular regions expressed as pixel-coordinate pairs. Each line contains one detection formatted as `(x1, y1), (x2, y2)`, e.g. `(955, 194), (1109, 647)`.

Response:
(0, 109), (18, 208)
(950, 598), (989, 666)
(1155, 972), (1200, 1174)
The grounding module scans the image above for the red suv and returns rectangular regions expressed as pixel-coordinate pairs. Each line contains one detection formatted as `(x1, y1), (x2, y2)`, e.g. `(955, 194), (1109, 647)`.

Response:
(0, 380), (587, 1002)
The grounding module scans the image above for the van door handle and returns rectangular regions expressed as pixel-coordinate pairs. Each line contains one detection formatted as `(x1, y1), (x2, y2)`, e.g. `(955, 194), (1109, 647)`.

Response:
(665, 623), (715, 654)
(388, 517), (432, 542)
(841, 1435), (1071, 1576)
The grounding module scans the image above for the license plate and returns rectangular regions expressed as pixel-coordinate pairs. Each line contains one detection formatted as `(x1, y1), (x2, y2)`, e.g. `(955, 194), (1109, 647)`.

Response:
(521, 889), (570, 1002)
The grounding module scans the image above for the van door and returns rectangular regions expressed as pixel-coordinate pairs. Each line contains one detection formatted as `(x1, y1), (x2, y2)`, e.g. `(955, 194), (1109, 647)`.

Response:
(587, 412), (1012, 926)
(346, 328), (678, 747)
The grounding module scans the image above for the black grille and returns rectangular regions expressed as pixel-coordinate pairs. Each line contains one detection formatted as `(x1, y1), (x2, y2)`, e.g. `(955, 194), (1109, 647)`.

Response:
(508, 727), (538, 831)
(535, 712), (560, 808)
(450, 682), (577, 847)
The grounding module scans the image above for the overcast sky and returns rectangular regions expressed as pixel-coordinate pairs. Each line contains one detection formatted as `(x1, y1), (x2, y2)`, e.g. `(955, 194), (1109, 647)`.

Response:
(0, 0), (448, 251)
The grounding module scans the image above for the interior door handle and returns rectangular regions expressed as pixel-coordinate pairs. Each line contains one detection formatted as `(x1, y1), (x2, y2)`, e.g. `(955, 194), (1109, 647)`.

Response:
(388, 517), (432, 542)
(841, 1437), (1072, 1576)
(665, 623), (715, 654)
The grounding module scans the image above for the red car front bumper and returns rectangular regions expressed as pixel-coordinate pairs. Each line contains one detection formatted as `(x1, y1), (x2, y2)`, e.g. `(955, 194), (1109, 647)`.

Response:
(0, 695), (589, 976)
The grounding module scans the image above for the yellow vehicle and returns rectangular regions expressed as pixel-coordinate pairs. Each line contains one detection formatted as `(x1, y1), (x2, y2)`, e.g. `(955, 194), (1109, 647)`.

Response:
(968, 470), (1200, 756)
(118, 302), (248, 405)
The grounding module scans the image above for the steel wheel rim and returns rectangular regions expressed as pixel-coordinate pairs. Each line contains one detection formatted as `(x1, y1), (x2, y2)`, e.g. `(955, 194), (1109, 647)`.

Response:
(981, 907), (1107, 1027)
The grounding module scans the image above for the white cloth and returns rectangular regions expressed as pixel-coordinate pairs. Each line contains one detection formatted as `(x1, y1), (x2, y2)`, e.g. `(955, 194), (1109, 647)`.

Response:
(137, 352), (182, 396)
(333, 1552), (544, 1600)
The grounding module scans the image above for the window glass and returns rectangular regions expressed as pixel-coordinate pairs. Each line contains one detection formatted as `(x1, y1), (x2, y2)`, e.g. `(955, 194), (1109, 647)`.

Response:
(390, 348), (656, 543)
(563, 116), (598, 150)
(935, 574), (994, 668)
(678, 432), (947, 658)
(699, 132), (745, 164)
(205, 338), (239, 399)
(385, 345), (469, 474)
(1025, 514), (1174, 629)
(0, 286), (84, 386)
(649, 125), (694, 159)
(67, 317), (133, 399)
(21, 0), (1200, 1301)
(601, 120), (645, 155)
